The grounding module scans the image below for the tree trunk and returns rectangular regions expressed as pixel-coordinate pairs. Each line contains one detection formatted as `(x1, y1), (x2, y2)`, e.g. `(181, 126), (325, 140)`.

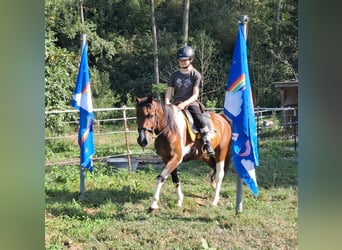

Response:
(150, 0), (160, 88)
(276, 0), (281, 37)
(183, 0), (190, 45)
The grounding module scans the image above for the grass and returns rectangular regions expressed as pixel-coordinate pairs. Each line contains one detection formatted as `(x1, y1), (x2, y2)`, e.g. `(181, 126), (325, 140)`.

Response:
(45, 139), (297, 249)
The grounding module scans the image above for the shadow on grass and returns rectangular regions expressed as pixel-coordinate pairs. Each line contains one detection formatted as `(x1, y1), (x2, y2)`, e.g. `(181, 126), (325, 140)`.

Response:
(46, 186), (151, 204)
(179, 158), (297, 191)
(46, 186), (151, 218)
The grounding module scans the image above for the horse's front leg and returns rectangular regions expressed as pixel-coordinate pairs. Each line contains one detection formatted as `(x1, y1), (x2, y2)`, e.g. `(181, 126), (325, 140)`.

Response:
(149, 158), (182, 212)
(171, 168), (184, 207)
(149, 174), (165, 211)
(212, 160), (225, 206)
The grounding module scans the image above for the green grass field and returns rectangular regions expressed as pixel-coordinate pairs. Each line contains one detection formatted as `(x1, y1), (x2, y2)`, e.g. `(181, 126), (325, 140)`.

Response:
(45, 139), (297, 249)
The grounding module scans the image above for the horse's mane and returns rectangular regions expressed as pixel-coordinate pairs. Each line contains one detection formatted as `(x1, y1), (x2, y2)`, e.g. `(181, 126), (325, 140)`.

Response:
(153, 99), (179, 134)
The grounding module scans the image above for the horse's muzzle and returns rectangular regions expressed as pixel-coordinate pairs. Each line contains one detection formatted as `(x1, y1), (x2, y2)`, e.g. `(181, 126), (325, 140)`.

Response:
(137, 127), (151, 147)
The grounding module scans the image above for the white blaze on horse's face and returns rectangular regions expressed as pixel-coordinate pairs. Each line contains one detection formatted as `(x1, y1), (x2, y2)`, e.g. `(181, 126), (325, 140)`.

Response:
(136, 103), (155, 147)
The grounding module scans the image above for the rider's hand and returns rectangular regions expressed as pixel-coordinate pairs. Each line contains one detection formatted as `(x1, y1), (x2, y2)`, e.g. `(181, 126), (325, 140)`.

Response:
(177, 102), (185, 111)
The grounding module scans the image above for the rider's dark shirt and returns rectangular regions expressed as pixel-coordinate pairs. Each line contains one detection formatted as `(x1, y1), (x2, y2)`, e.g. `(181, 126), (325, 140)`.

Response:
(168, 68), (202, 103)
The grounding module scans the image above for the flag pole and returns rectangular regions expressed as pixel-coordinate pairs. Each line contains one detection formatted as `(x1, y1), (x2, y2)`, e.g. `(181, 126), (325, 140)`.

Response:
(235, 15), (249, 214)
(79, 35), (86, 200)
(74, 0), (95, 200)
(79, 0), (85, 199)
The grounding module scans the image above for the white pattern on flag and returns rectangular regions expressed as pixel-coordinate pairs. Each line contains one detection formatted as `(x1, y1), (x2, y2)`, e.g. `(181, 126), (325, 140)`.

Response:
(241, 159), (257, 183)
(224, 91), (242, 117)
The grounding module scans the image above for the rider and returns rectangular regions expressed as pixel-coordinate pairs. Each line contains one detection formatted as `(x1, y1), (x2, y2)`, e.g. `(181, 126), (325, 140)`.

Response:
(165, 45), (215, 156)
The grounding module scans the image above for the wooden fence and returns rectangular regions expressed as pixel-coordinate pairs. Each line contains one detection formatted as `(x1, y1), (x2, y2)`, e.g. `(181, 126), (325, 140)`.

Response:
(45, 106), (298, 166)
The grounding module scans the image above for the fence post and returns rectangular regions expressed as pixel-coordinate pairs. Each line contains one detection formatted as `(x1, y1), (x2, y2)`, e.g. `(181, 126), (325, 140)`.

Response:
(122, 106), (132, 172)
(293, 108), (297, 151)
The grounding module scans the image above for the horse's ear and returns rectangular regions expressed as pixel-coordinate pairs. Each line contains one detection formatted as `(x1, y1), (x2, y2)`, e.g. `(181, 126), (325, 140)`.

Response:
(147, 95), (153, 103)
(134, 96), (141, 103)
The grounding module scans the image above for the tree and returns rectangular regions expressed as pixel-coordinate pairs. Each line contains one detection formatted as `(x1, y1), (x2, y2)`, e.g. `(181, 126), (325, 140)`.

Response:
(276, 0), (281, 37)
(45, 30), (78, 131)
(45, 0), (298, 109)
(150, 0), (160, 87)
(183, 0), (190, 45)
(193, 31), (225, 105)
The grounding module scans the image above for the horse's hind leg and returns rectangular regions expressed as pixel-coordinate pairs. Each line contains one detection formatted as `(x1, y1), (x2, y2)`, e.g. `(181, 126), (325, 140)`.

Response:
(171, 168), (184, 207)
(204, 156), (224, 206)
(207, 157), (217, 190)
(212, 160), (225, 206)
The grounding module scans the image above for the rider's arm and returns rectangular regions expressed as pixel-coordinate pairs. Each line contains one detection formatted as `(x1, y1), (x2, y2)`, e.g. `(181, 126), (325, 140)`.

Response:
(177, 86), (200, 110)
(165, 86), (173, 105)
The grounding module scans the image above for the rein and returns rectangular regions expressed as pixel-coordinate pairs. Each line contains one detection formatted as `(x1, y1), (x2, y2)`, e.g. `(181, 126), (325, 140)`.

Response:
(152, 107), (170, 139)
(152, 122), (169, 138)
(139, 103), (169, 139)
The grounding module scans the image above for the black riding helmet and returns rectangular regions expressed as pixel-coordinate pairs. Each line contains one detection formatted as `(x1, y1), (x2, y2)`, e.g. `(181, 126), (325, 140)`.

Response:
(177, 46), (195, 60)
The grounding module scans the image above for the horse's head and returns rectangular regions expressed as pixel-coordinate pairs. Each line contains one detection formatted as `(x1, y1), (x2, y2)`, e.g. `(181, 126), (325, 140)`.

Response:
(135, 95), (157, 148)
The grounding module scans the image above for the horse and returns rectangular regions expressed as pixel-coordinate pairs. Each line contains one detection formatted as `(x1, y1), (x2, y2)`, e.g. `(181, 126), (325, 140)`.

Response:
(134, 96), (232, 213)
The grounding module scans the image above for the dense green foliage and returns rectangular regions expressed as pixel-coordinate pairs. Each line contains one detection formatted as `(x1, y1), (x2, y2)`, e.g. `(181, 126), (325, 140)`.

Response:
(45, 0), (297, 112)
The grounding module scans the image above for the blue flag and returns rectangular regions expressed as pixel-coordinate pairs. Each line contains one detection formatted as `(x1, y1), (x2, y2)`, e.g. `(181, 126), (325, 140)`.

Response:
(224, 23), (259, 196)
(72, 38), (95, 172)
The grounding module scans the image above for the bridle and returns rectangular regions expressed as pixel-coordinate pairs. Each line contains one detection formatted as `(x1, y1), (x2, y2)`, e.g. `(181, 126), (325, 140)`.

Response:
(138, 103), (169, 139)
(139, 126), (153, 133)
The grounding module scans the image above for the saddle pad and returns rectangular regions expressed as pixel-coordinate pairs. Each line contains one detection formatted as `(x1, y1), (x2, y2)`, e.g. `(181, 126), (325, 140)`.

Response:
(183, 114), (200, 141)
(182, 110), (213, 142)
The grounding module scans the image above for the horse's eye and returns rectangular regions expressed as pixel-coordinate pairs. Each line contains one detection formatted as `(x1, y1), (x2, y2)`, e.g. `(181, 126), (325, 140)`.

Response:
(147, 114), (154, 119)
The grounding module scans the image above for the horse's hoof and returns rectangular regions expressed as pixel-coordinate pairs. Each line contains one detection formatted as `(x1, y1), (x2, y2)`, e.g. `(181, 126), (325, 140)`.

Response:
(211, 202), (218, 207)
(148, 207), (158, 215)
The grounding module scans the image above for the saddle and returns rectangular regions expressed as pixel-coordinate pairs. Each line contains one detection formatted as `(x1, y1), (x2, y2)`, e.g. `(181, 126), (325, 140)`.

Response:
(182, 109), (214, 142)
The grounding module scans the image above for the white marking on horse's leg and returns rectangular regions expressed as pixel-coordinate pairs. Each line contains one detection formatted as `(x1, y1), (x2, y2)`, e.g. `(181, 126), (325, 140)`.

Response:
(176, 183), (184, 207)
(150, 178), (166, 209)
(172, 110), (187, 207)
(212, 160), (225, 206)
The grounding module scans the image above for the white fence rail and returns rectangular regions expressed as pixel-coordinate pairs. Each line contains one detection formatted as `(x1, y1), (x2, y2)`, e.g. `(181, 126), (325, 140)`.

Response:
(45, 106), (298, 166)
(45, 106), (137, 140)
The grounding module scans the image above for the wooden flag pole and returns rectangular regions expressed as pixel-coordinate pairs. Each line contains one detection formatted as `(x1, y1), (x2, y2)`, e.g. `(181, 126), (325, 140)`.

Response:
(235, 15), (249, 214)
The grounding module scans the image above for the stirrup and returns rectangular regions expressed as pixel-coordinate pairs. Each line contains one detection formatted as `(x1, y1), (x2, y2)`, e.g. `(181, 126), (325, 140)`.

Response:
(202, 143), (215, 157)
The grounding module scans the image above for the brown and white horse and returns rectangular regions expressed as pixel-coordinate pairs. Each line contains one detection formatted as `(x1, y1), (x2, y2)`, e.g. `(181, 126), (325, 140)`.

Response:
(135, 96), (232, 212)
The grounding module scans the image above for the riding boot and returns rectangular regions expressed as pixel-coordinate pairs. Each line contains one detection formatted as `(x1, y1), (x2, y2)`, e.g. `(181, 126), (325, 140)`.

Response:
(201, 131), (215, 157)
